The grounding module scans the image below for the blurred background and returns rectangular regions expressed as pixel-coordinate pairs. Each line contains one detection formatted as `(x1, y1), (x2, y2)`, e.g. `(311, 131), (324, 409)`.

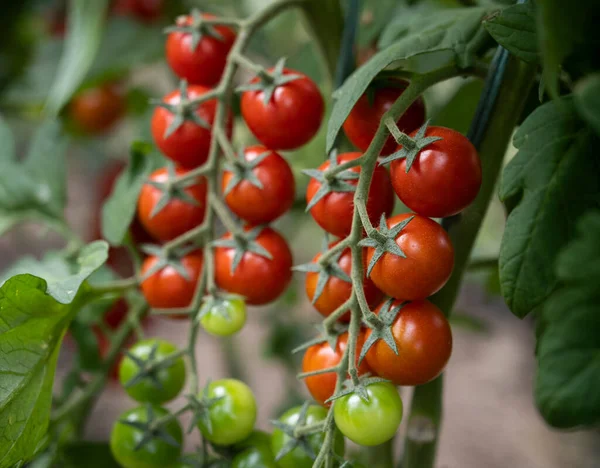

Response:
(0, 0), (598, 467)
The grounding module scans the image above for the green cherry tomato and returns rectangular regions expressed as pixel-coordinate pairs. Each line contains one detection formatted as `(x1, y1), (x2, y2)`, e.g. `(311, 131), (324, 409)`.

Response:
(200, 297), (247, 336)
(232, 430), (277, 468)
(110, 405), (183, 468)
(333, 382), (403, 446)
(271, 405), (344, 468)
(197, 379), (257, 446)
(118, 338), (186, 404)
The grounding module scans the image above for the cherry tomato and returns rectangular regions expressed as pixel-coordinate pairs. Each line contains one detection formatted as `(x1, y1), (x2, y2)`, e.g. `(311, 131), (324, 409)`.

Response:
(365, 299), (452, 386)
(390, 126), (481, 218)
(306, 152), (395, 238)
(197, 379), (257, 446)
(166, 13), (236, 86)
(151, 85), (232, 169)
(343, 81), (425, 155)
(271, 405), (344, 468)
(222, 145), (295, 224)
(69, 83), (125, 134)
(333, 382), (403, 446)
(110, 405), (183, 468)
(302, 331), (371, 406)
(214, 226), (292, 305)
(200, 297), (247, 336)
(305, 243), (383, 322)
(366, 213), (454, 300)
(137, 167), (207, 242)
(232, 431), (276, 468)
(113, 0), (164, 22)
(140, 250), (203, 310)
(240, 68), (324, 150)
(118, 338), (186, 404)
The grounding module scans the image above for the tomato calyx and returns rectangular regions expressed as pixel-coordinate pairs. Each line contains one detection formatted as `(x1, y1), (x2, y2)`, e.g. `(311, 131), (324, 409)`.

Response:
(270, 402), (323, 461)
(186, 384), (225, 434)
(358, 298), (406, 364)
(140, 244), (197, 281)
(222, 148), (271, 196)
(236, 58), (302, 105)
(211, 225), (273, 274)
(165, 9), (228, 49)
(293, 323), (347, 359)
(119, 403), (182, 450)
(145, 164), (202, 217)
(122, 342), (181, 391)
(379, 121), (443, 172)
(326, 375), (391, 405)
(196, 292), (245, 323)
(358, 214), (415, 276)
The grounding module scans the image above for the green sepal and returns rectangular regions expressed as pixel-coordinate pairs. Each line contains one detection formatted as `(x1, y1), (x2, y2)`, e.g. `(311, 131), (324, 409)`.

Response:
(139, 244), (198, 282)
(271, 402), (317, 462)
(164, 8), (226, 49)
(119, 404), (181, 451)
(222, 148), (271, 196)
(379, 120), (442, 171)
(146, 164), (200, 218)
(211, 225), (273, 274)
(291, 322), (348, 355)
(357, 298), (406, 364)
(325, 375), (391, 405)
(236, 58), (302, 105)
(186, 384), (224, 435)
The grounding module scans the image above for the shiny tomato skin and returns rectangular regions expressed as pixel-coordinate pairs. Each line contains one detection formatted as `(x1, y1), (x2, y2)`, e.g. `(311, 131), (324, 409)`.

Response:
(343, 82), (425, 155)
(137, 167), (207, 242)
(302, 331), (371, 406)
(390, 126), (481, 218)
(222, 145), (295, 224)
(240, 68), (324, 150)
(166, 14), (235, 86)
(365, 299), (452, 386)
(214, 227), (292, 306)
(140, 250), (203, 311)
(305, 243), (382, 322)
(69, 83), (125, 134)
(306, 152), (395, 238)
(366, 213), (454, 300)
(151, 85), (232, 169)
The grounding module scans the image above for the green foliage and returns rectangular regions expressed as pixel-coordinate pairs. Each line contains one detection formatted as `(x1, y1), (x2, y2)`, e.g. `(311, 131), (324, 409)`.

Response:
(61, 442), (120, 468)
(431, 79), (484, 135)
(356, 0), (399, 47)
(574, 73), (600, 135)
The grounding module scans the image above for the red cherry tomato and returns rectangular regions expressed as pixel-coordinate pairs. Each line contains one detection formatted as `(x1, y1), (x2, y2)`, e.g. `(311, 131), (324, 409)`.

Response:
(214, 227), (292, 305)
(365, 299), (452, 386)
(305, 243), (382, 322)
(240, 68), (324, 150)
(137, 167), (207, 242)
(166, 13), (236, 86)
(222, 145), (295, 225)
(113, 0), (164, 22)
(306, 152), (395, 238)
(302, 331), (371, 406)
(151, 85), (232, 169)
(69, 83), (125, 134)
(390, 126), (481, 218)
(343, 81), (425, 155)
(366, 213), (454, 301)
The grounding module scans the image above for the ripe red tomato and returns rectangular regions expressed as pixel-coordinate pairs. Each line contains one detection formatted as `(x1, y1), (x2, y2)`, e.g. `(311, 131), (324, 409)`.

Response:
(214, 227), (292, 305)
(306, 152), (395, 238)
(113, 0), (164, 22)
(137, 167), (207, 242)
(222, 145), (295, 224)
(302, 331), (371, 406)
(166, 13), (236, 86)
(140, 250), (203, 311)
(240, 68), (324, 150)
(69, 83), (125, 134)
(343, 81), (425, 155)
(151, 85), (232, 169)
(305, 243), (382, 322)
(365, 299), (452, 386)
(366, 213), (454, 300)
(390, 126), (481, 218)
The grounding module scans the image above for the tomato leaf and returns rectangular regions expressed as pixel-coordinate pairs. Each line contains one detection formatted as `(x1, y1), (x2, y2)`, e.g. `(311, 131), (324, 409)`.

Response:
(499, 96), (600, 318)
(574, 73), (600, 136)
(535, 212), (600, 428)
(483, 1), (538, 63)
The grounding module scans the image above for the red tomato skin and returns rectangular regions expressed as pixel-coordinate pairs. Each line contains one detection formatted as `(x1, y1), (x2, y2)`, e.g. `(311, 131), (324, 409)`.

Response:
(113, 0), (164, 22)
(222, 146), (295, 224)
(137, 167), (207, 242)
(343, 82), (425, 155)
(366, 213), (454, 300)
(214, 227), (293, 306)
(302, 331), (371, 406)
(166, 14), (236, 86)
(305, 243), (383, 322)
(306, 152), (395, 238)
(390, 126), (481, 218)
(365, 299), (452, 386)
(140, 251), (203, 310)
(240, 68), (324, 150)
(69, 83), (125, 134)
(151, 85), (232, 169)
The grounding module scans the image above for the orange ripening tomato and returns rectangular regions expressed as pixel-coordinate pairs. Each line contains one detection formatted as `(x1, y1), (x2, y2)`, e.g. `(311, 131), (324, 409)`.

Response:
(69, 83), (125, 134)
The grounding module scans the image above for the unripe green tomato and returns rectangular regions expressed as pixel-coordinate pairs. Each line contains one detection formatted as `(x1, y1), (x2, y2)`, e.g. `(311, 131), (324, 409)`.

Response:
(200, 297), (247, 336)
(271, 405), (344, 468)
(110, 405), (183, 468)
(333, 382), (403, 446)
(232, 430), (277, 468)
(118, 338), (186, 404)
(197, 379), (257, 446)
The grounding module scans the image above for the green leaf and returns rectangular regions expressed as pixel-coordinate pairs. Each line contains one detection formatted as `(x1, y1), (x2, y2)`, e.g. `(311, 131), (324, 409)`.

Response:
(45, 0), (109, 116)
(483, 1), (538, 63)
(499, 96), (600, 318)
(101, 142), (160, 246)
(357, 0), (400, 48)
(327, 6), (490, 152)
(62, 441), (120, 468)
(535, 211), (600, 428)
(431, 79), (484, 135)
(574, 73), (600, 136)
